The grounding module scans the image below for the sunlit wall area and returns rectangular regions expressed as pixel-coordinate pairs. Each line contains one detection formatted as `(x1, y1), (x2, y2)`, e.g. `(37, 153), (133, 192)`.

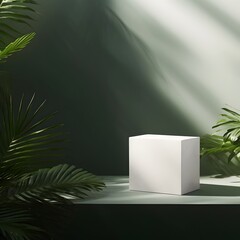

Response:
(111, 0), (240, 133)
(5, 0), (240, 174)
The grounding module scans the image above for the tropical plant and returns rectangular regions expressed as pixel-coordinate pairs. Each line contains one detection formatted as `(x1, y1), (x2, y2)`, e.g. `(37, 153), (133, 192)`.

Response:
(201, 107), (240, 176)
(0, 32), (35, 61)
(0, 1), (105, 239)
(0, 0), (36, 104)
(0, 0), (37, 61)
(0, 94), (105, 239)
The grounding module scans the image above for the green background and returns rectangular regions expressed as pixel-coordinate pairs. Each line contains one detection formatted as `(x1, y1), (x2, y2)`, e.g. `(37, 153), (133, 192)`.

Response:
(5, 0), (230, 175)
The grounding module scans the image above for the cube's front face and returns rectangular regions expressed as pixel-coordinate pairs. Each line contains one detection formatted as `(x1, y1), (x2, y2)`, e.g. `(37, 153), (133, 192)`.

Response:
(129, 135), (200, 195)
(129, 137), (182, 195)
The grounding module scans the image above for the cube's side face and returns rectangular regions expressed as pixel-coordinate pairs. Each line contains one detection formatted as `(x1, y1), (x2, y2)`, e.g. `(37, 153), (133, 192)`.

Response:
(129, 137), (182, 195)
(181, 138), (200, 194)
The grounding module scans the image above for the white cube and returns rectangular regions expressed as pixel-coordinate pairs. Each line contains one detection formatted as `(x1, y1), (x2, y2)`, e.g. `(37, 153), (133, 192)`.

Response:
(129, 134), (200, 195)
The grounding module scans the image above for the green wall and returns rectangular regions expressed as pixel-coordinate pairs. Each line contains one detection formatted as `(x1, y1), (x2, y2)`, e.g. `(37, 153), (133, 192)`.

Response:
(5, 0), (211, 175)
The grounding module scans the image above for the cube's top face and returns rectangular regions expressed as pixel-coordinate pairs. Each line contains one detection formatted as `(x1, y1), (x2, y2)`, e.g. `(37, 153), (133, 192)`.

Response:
(129, 134), (199, 141)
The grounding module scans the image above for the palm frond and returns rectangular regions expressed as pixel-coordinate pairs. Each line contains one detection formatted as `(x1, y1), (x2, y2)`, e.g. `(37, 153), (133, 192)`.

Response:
(201, 107), (240, 174)
(0, 32), (35, 61)
(1, 1), (36, 4)
(201, 134), (234, 155)
(0, 206), (41, 240)
(0, 94), (64, 182)
(3, 164), (105, 204)
(0, 0), (37, 44)
(212, 107), (240, 142)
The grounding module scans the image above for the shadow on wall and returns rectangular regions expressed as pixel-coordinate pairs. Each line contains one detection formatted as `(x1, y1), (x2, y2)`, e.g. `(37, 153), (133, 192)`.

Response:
(6, 0), (207, 175)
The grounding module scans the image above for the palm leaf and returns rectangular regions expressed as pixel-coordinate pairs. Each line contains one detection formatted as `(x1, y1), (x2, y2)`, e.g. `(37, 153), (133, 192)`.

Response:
(0, 0), (37, 44)
(0, 94), (64, 182)
(222, 107), (240, 118)
(201, 134), (237, 161)
(0, 206), (42, 240)
(201, 134), (240, 163)
(0, 32), (35, 61)
(0, 12), (33, 20)
(1, 1), (36, 4)
(0, 5), (35, 11)
(0, 95), (105, 202)
(0, 95), (105, 239)
(201, 134), (240, 174)
(2, 164), (105, 204)
(212, 107), (240, 142)
(201, 107), (240, 174)
(0, 0), (37, 59)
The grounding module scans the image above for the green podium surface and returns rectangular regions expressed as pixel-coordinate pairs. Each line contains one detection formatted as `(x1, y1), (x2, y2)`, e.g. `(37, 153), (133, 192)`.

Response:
(60, 176), (240, 240)
(77, 176), (240, 204)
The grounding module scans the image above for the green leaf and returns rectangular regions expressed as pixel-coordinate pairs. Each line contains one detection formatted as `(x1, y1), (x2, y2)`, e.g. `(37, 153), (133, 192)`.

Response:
(2, 0), (36, 4)
(0, 206), (42, 240)
(211, 107), (240, 143)
(3, 164), (105, 204)
(222, 107), (240, 118)
(201, 134), (238, 158)
(0, 95), (64, 181)
(0, 0), (37, 51)
(0, 32), (35, 61)
(228, 151), (236, 163)
(0, 11), (33, 20)
(213, 120), (238, 129)
(0, 5), (35, 12)
(201, 107), (240, 175)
